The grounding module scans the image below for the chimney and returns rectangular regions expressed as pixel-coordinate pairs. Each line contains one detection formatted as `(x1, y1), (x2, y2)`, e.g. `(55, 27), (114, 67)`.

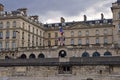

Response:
(61, 17), (65, 23)
(84, 15), (87, 22)
(101, 13), (104, 20)
(31, 15), (39, 21)
(0, 3), (4, 11)
(17, 8), (27, 16)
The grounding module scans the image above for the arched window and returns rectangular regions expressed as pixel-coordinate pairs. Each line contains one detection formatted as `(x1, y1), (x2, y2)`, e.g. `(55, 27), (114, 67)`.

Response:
(38, 53), (45, 58)
(20, 54), (27, 59)
(13, 21), (16, 27)
(29, 54), (36, 59)
(82, 52), (90, 57)
(92, 52), (100, 57)
(104, 51), (112, 56)
(59, 50), (67, 58)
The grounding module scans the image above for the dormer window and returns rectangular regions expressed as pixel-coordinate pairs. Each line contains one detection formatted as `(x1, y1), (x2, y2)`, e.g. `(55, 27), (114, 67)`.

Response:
(55, 24), (59, 27)
(95, 21), (100, 24)
(103, 20), (108, 23)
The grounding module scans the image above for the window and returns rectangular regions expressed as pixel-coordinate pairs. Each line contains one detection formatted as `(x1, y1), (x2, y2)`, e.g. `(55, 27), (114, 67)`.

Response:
(104, 29), (107, 35)
(48, 33), (51, 38)
(6, 31), (10, 39)
(96, 38), (99, 44)
(22, 32), (24, 39)
(59, 66), (72, 74)
(6, 42), (9, 49)
(118, 12), (120, 19)
(13, 31), (16, 38)
(96, 30), (99, 35)
(104, 37), (108, 44)
(86, 30), (89, 36)
(48, 40), (51, 46)
(55, 40), (58, 46)
(0, 42), (2, 49)
(71, 39), (74, 45)
(71, 31), (74, 36)
(22, 22), (24, 29)
(103, 20), (108, 23)
(13, 21), (16, 27)
(55, 32), (58, 38)
(78, 39), (82, 45)
(78, 31), (81, 36)
(36, 29), (38, 34)
(12, 41), (16, 48)
(0, 22), (3, 28)
(40, 31), (41, 36)
(0, 32), (3, 39)
(6, 21), (10, 28)
(86, 38), (89, 45)
(118, 24), (120, 31)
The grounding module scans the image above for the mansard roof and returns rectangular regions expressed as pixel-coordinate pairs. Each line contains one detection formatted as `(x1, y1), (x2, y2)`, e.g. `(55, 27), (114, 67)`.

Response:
(44, 19), (112, 29)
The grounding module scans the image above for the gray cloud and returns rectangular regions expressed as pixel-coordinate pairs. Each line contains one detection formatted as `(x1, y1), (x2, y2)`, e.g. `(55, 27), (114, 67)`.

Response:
(0, 0), (116, 23)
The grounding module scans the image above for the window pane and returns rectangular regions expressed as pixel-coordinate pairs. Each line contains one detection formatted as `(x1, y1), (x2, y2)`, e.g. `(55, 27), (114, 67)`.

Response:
(0, 32), (3, 39)
(0, 22), (3, 28)
(6, 21), (10, 28)
(13, 31), (16, 38)
(71, 31), (74, 36)
(0, 42), (2, 49)
(6, 31), (10, 38)
(12, 41), (16, 48)
(6, 42), (9, 49)
(78, 31), (81, 36)
(13, 21), (16, 27)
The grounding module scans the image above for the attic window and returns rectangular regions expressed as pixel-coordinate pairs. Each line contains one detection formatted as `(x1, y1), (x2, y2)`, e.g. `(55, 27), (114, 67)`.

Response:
(48, 24), (52, 27)
(55, 24), (59, 27)
(95, 21), (100, 24)
(103, 20), (108, 23)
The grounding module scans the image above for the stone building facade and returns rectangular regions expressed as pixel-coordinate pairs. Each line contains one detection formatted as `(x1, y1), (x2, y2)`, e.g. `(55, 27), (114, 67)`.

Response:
(0, 0), (120, 80)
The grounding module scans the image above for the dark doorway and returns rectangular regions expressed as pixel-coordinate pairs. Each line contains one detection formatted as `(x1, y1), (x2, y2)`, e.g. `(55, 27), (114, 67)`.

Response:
(59, 50), (67, 58)
(29, 54), (36, 59)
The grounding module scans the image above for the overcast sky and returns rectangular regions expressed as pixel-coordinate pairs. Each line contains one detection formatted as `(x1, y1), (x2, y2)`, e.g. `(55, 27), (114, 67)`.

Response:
(0, 0), (116, 23)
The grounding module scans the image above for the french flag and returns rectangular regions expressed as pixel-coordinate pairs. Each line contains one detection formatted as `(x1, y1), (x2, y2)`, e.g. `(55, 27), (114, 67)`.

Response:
(60, 27), (63, 35)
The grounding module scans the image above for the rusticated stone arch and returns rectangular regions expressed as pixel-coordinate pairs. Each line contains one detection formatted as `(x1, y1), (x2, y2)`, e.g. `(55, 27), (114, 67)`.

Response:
(92, 52), (100, 57)
(20, 54), (27, 59)
(104, 51), (112, 56)
(82, 52), (90, 57)
(38, 53), (45, 58)
(29, 53), (36, 59)
(59, 50), (67, 58)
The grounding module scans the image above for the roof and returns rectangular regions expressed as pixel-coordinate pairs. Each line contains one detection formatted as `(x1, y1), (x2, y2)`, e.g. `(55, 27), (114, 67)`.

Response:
(44, 19), (112, 28)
